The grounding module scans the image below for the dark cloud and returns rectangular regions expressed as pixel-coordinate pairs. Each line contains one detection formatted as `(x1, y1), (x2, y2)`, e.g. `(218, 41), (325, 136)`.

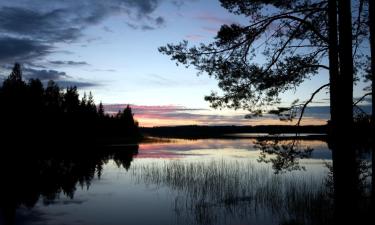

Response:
(126, 22), (139, 30)
(126, 16), (166, 30)
(0, 7), (82, 42)
(24, 68), (69, 80)
(171, 0), (199, 8)
(103, 26), (114, 33)
(123, 0), (161, 16)
(55, 80), (99, 88)
(20, 67), (99, 88)
(92, 68), (117, 72)
(0, 0), (182, 63)
(127, 23), (156, 30)
(155, 16), (165, 26)
(0, 36), (51, 63)
(141, 25), (156, 30)
(171, 0), (185, 8)
(49, 60), (89, 66)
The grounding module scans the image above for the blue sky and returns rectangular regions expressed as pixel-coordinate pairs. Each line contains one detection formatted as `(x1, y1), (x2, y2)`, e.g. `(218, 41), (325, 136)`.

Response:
(0, 0), (371, 126)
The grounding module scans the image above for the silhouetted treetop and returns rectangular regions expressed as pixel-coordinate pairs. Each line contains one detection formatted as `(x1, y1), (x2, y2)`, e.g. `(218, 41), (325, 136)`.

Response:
(8, 62), (22, 82)
(98, 102), (105, 118)
(159, 0), (333, 112)
(159, 0), (369, 124)
(0, 63), (140, 144)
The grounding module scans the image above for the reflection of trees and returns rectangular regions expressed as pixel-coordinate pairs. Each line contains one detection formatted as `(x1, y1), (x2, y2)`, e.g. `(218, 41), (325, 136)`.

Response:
(254, 135), (373, 224)
(255, 138), (313, 174)
(0, 144), (138, 225)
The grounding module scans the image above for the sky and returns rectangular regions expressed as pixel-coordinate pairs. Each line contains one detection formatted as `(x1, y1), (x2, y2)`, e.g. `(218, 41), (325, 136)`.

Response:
(0, 0), (371, 127)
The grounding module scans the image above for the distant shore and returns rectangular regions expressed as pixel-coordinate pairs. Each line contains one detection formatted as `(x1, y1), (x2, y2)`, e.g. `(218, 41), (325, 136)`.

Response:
(140, 125), (328, 140)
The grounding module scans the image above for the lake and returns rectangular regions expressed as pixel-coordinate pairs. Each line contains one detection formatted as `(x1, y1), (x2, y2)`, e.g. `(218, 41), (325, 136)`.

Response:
(0, 137), (372, 225)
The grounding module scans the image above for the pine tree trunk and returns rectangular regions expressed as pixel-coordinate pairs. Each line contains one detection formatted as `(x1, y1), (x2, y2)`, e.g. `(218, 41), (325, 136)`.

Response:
(370, 0), (375, 128)
(368, 0), (375, 215)
(333, 0), (358, 223)
(337, 0), (354, 135)
(328, 0), (339, 137)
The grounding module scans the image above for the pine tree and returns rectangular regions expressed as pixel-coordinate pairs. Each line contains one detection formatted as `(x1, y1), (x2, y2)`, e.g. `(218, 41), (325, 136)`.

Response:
(87, 92), (97, 114)
(98, 102), (105, 118)
(8, 63), (22, 82)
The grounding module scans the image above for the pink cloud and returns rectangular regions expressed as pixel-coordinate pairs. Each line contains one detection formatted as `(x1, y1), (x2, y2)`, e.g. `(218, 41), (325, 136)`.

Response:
(194, 12), (237, 25)
(101, 104), (328, 127)
(104, 104), (190, 114)
(185, 34), (205, 41)
(202, 26), (219, 34)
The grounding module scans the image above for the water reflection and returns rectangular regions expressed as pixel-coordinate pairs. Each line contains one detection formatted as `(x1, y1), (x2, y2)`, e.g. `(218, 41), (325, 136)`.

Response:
(131, 159), (332, 225)
(0, 138), (372, 225)
(255, 138), (314, 173)
(0, 144), (138, 225)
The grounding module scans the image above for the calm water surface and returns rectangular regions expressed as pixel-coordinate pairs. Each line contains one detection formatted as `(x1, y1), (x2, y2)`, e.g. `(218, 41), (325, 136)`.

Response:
(0, 138), (370, 225)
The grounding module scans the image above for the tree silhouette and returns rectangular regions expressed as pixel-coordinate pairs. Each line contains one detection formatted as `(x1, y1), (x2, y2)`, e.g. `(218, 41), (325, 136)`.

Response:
(160, 1), (328, 111)
(6, 63), (22, 83)
(45, 80), (62, 114)
(98, 102), (105, 118)
(87, 92), (97, 115)
(63, 86), (80, 113)
(160, 2), (372, 223)
(27, 79), (44, 114)
(119, 105), (135, 127)
(159, 0), (370, 137)
(1, 63), (27, 117)
(368, 0), (375, 213)
(0, 63), (140, 146)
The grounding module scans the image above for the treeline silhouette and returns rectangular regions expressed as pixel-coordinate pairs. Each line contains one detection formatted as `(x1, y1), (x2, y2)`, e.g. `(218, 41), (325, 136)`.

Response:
(0, 63), (140, 147)
(141, 125), (328, 139)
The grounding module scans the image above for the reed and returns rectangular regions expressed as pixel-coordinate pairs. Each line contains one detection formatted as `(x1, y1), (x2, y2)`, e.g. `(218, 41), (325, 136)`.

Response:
(130, 159), (333, 225)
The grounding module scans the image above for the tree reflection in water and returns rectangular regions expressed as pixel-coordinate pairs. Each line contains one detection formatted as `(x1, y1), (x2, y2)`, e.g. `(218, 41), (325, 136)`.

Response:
(0, 138), (373, 225)
(255, 138), (314, 174)
(254, 135), (373, 225)
(0, 144), (138, 225)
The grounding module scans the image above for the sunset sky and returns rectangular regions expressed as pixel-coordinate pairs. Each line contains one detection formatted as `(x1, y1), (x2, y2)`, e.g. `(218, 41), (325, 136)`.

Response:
(0, 0), (371, 127)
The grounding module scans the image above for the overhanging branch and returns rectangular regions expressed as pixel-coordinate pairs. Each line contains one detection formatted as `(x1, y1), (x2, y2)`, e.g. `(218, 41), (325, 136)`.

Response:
(296, 83), (330, 126)
(353, 92), (372, 107)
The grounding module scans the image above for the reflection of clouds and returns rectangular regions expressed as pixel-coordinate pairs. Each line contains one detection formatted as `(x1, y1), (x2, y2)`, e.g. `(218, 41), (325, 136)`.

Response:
(138, 139), (331, 160)
(14, 206), (49, 225)
(140, 139), (256, 151)
(43, 199), (87, 205)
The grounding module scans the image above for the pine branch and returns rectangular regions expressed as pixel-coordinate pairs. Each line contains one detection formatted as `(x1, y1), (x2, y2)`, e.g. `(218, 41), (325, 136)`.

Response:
(296, 83), (330, 126)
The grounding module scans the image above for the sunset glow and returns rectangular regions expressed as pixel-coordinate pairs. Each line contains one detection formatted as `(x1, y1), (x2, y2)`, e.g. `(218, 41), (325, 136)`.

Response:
(104, 104), (329, 127)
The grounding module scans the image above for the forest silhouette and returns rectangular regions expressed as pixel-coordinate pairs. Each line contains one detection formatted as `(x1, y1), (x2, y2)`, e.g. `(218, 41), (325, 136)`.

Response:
(0, 63), (140, 148)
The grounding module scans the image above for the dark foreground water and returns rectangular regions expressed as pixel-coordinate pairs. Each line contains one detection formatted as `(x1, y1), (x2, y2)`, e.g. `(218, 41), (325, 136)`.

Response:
(0, 138), (372, 225)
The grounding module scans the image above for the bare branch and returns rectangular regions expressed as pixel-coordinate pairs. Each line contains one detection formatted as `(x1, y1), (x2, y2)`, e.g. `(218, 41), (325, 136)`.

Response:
(296, 83), (330, 126)
(281, 15), (329, 43)
(353, 92), (372, 106)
